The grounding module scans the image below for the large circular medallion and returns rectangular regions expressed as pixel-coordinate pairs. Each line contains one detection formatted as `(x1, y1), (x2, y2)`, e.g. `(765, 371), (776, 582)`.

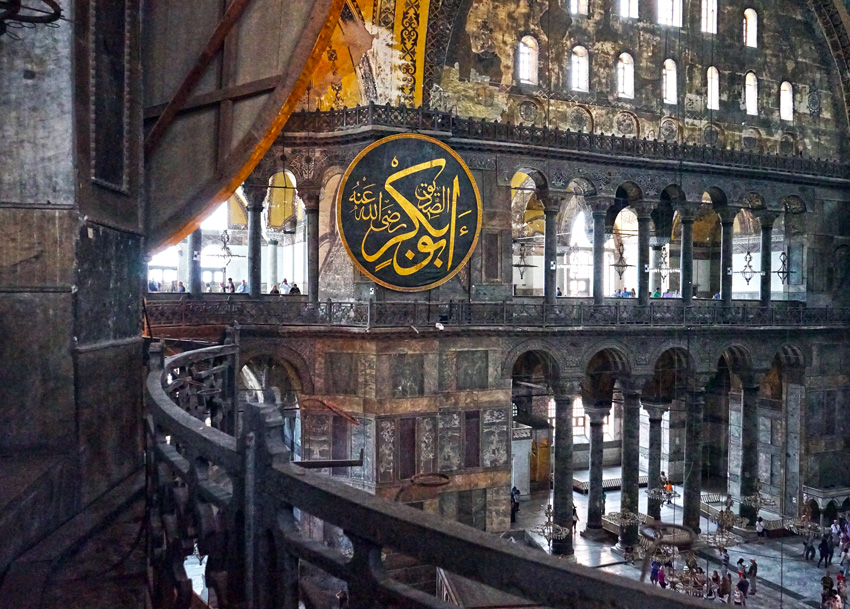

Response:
(336, 134), (483, 292)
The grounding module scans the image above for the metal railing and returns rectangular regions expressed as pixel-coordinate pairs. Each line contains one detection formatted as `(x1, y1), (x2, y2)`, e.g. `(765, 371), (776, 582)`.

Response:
(146, 341), (707, 609)
(283, 103), (849, 180)
(144, 296), (850, 330)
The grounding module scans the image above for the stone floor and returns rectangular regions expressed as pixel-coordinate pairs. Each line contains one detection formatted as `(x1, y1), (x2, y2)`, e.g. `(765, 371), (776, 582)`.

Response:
(512, 469), (841, 609)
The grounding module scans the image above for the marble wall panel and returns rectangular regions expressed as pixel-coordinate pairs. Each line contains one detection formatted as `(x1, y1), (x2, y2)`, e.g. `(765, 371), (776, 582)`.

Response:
(486, 486), (510, 532)
(377, 418), (396, 483)
(417, 416), (437, 474)
(325, 352), (358, 395)
(481, 407), (509, 468)
(456, 350), (489, 391)
(438, 412), (462, 472)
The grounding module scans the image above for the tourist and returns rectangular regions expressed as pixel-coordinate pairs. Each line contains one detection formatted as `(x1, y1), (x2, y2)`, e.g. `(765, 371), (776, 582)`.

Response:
(226, 278), (235, 293)
(650, 559), (660, 585)
(557, 286), (563, 297)
(280, 278), (291, 294)
(806, 531), (818, 560)
(658, 566), (667, 589)
(725, 494), (735, 510)
(821, 535), (832, 568)
(837, 572), (847, 603)
(747, 558), (758, 595)
(270, 284), (280, 294)
(630, 287), (636, 297)
(148, 278), (159, 292)
(705, 570), (721, 600)
(756, 516), (765, 538)
(177, 281), (186, 293)
(652, 289), (660, 298)
(825, 570), (836, 603)
(735, 573), (749, 606)
(718, 573), (731, 603)
(572, 506), (579, 534)
(289, 283), (301, 294)
(510, 487), (519, 523)
(719, 547), (730, 576)
(236, 279), (248, 293)
(736, 557), (745, 576)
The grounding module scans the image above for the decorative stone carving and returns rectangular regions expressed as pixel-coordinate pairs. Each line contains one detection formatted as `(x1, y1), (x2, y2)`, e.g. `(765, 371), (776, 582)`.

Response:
(742, 128), (761, 151)
(807, 84), (822, 116)
(568, 106), (593, 132)
(614, 112), (638, 137)
(780, 133), (797, 156)
(659, 117), (679, 142)
(703, 124), (722, 147)
(519, 100), (539, 124)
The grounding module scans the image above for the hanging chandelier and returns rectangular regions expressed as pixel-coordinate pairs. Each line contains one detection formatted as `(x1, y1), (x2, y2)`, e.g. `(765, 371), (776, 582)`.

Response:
(740, 479), (776, 514)
(0, 1), (62, 38)
(645, 249), (680, 281)
(534, 504), (569, 549)
(512, 242), (537, 280)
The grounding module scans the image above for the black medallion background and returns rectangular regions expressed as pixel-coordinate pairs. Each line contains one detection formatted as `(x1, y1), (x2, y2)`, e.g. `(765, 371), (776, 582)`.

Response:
(336, 134), (482, 291)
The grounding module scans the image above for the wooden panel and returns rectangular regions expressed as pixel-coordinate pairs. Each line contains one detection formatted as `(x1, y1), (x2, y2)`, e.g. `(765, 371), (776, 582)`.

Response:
(142, 0), (345, 249)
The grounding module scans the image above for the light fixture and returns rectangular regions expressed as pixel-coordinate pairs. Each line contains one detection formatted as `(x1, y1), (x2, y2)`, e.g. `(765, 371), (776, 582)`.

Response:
(0, 1), (62, 39)
(512, 242), (536, 280)
(733, 251), (766, 285)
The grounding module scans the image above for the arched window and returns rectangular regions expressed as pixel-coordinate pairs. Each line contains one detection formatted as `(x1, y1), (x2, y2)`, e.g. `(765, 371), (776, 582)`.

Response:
(707, 66), (719, 110)
(743, 9), (757, 47)
(570, 0), (589, 15)
(745, 71), (758, 115)
(571, 46), (589, 92)
(663, 59), (677, 104)
(617, 53), (634, 98)
(701, 0), (717, 33)
(619, 0), (638, 18)
(780, 81), (794, 121)
(518, 36), (539, 85)
(658, 0), (682, 26)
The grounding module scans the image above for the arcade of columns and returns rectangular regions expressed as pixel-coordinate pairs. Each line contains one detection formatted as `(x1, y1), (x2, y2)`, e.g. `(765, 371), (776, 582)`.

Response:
(546, 367), (766, 558)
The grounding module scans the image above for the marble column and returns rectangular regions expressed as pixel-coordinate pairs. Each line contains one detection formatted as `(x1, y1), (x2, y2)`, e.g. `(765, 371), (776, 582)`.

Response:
(740, 385), (760, 524)
(758, 214), (775, 307)
(247, 201), (264, 297)
(592, 210), (607, 305)
(582, 405), (611, 538)
(300, 189), (320, 303)
(644, 401), (670, 521)
(544, 206), (558, 305)
(649, 238), (667, 293)
(268, 239), (279, 290)
(683, 388), (705, 532)
(618, 391), (641, 549)
(679, 204), (695, 304)
(719, 213), (735, 304)
(637, 212), (651, 305)
(552, 388), (575, 556)
(188, 227), (203, 294)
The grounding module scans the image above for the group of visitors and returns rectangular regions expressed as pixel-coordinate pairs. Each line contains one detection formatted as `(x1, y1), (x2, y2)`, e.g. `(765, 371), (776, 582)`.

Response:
(822, 570), (847, 609)
(611, 288), (637, 298)
(651, 289), (682, 298)
(816, 519), (850, 571)
(148, 279), (185, 292)
(269, 278), (300, 294)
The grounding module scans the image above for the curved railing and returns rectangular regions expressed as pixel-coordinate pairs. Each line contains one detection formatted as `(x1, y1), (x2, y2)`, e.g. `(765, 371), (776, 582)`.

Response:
(146, 342), (708, 609)
(283, 103), (850, 181)
(145, 296), (850, 329)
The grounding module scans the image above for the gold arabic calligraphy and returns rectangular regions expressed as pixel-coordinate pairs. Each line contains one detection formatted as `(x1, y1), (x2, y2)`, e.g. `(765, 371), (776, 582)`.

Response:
(348, 157), (471, 276)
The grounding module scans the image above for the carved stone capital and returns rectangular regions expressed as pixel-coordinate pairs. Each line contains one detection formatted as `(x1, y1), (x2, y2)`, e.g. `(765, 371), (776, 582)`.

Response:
(553, 378), (582, 397)
(585, 405), (611, 423)
(754, 210), (778, 229)
(675, 201), (698, 222)
(649, 236), (670, 248)
(298, 187), (321, 212)
(716, 207), (739, 225)
(642, 400), (671, 420)
(586, 195), (616, 214)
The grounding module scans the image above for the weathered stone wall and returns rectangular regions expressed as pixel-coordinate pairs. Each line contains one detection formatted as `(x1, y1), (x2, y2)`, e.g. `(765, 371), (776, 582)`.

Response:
(438, 0), (847, 161)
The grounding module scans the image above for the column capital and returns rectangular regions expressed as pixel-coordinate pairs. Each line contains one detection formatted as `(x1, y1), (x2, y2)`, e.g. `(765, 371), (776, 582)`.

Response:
(587, 195), (616, 214)
(552, 379), (582, 397)
(585, 405), (611, 423)
(716, 207), (739, 224)
(631, 201), (654, 219)
(642, 400), (671, 420)
(298, 187), (321, 212)
(649, 236), (670, 248)
(754, 210), (778, 229)
(675, 201), (698, 221)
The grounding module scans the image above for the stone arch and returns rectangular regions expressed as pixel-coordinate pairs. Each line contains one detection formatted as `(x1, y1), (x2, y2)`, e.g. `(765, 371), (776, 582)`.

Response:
(581, 344), (632, 405)
(642, 347), (694, 401)
(704, 186), (729, 208)
(660, 184), (687, 203)
(712, 344), (756, 385)
(616, 180), (643, 204)
(782, 195), (807, 214)
(774, 343), (807, 369)
(740, 191), (767, 210)
(569, 177), (597, 198)
(239, 342), (315, 395)
(501, 338), (564, 380)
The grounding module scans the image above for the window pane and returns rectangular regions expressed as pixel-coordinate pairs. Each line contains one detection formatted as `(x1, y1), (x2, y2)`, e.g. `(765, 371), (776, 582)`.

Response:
(572, 47), (589, 92)
(780, 82), (793, 121)
(707, 66), (719, 110)
(617, 53), (634, 98)
(620, 0), (638, 18)
(746, 72), (758, 116)
(701, 0), (717, 33)
(663, 59), (677, 104)
(658, 0), (682, 26)
(744, 9), (757, 47)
